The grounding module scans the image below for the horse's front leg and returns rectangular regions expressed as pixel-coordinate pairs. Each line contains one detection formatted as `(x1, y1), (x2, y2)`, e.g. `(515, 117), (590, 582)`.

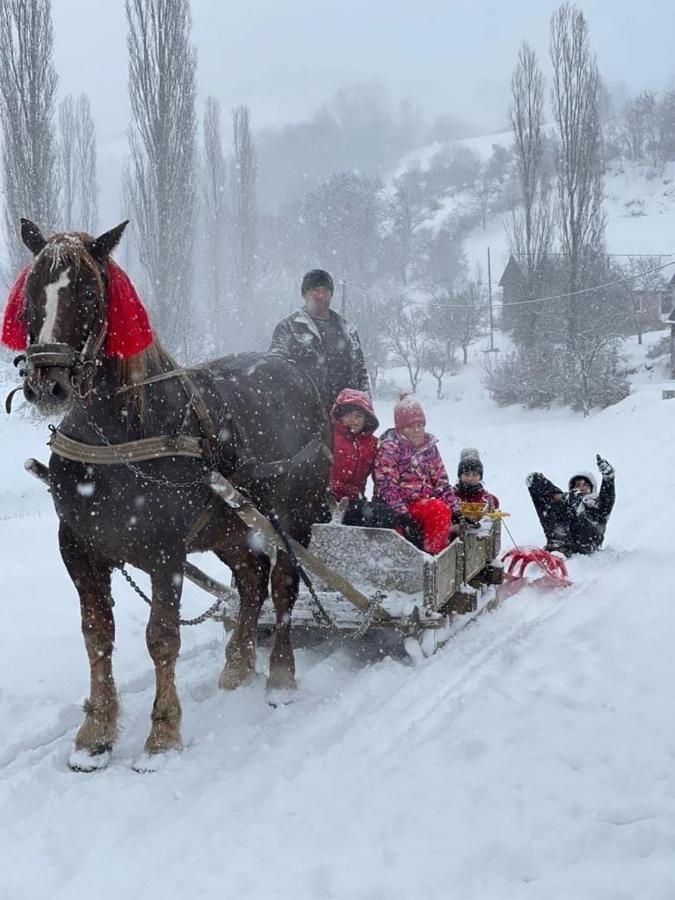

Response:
(218, 549), (269, 691)
(144, 558), (184, 755)
(59, 524), (117, 771)
(268, 550), (300, 698)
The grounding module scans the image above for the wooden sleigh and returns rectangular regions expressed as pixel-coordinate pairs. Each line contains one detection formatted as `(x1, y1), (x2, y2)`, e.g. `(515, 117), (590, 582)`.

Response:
(27, 459), (505, 656)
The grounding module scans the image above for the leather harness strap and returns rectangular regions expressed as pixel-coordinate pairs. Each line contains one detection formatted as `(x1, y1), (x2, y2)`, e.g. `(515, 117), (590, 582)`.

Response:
(49, 428), (206, 464)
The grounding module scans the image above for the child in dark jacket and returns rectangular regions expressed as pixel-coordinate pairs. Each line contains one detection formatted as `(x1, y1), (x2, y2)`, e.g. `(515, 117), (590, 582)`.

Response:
(526, 455), (616, 556)
(329, 389), (398, 529)
(374, 393), (459, 554)
(454, 448), (500, 524)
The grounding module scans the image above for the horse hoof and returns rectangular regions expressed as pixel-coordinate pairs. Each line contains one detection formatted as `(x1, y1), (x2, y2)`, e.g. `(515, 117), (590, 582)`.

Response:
(132, 749), (180, 774)
(218, 666), (254, 691)
(68, 746), (111, 772)
(266, 686), (299, 708)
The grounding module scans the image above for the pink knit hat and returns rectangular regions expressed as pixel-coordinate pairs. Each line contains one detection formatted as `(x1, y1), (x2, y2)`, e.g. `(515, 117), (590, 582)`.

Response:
(394, 392), (426, 432)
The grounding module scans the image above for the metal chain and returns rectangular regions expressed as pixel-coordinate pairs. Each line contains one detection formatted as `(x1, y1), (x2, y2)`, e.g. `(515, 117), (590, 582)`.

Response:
(119, 564), (225, 627)
(80, 406), (210, 489)
(304, 576), (386, 639)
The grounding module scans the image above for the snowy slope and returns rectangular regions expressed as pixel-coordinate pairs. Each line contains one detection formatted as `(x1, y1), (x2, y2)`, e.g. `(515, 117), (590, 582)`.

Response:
(394, 131), (675, 279)
(1, 331), (674, 899)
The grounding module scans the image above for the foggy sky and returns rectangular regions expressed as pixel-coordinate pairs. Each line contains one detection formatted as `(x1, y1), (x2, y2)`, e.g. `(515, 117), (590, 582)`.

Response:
(54, 0), (675, 145)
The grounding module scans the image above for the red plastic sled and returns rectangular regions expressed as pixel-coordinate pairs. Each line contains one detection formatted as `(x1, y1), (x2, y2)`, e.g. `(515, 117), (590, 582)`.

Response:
(499, 547), (572, 598)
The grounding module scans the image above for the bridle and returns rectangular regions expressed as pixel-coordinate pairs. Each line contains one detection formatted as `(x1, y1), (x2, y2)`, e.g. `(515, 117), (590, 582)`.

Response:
(7, 256), (109, 411)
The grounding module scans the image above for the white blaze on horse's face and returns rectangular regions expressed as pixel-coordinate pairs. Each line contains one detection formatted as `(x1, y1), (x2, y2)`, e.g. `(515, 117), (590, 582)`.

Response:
(38, 268), (72, 343)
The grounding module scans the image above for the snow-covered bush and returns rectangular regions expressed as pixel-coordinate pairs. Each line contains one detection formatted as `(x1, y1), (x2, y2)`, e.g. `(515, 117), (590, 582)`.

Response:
(484, 342), (630, 413)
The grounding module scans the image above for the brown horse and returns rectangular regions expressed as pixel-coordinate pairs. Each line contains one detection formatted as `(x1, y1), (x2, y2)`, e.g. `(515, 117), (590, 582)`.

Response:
(10, 219), (330, 770)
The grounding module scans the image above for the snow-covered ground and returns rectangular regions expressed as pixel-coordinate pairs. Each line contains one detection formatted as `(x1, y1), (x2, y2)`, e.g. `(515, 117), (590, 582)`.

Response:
(1, 330), (674, 899)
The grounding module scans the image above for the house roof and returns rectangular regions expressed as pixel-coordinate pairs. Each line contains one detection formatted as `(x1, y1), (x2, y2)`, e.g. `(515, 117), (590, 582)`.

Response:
(498, 256), (525, 287)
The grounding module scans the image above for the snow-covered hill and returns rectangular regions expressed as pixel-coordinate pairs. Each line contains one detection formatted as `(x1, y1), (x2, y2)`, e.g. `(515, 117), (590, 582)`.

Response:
(394, 130), (675, 279)
(1, 330), (673, 899)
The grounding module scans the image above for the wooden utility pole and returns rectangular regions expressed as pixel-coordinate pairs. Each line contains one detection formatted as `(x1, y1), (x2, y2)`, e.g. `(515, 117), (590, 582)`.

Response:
(487, 246), (497, 352)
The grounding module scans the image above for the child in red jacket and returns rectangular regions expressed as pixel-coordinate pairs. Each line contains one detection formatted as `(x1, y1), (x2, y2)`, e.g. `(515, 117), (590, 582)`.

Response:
(330, 388), (379, 501)
(329, 389), (399, 529)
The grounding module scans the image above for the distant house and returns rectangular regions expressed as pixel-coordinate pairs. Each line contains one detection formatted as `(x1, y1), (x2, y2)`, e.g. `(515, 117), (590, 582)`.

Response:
(666, 275), (675, 379)
(631, 288), (671, 331)
(498, 256), (526, 305)
(666, 306), (675, 379)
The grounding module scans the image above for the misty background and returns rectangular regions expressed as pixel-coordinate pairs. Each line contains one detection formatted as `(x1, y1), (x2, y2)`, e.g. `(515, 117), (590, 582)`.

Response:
(2, 0), (675, 412)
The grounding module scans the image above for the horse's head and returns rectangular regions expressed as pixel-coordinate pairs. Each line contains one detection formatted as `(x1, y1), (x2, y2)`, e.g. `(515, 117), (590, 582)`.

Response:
(19, 218), (128, 414)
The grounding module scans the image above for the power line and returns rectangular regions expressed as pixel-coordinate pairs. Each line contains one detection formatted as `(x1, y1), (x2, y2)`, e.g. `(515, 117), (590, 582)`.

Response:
(343, 256), (675, 311)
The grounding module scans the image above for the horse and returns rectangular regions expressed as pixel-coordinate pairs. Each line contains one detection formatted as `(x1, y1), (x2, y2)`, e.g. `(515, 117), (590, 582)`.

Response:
(7, 218), (331, 770)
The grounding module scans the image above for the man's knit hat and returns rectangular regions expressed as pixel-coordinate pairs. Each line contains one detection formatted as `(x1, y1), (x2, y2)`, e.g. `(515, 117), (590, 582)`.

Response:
(394, 392), (426, 432)
(457, 447), (484, 478)
(301, 269), (334, 296)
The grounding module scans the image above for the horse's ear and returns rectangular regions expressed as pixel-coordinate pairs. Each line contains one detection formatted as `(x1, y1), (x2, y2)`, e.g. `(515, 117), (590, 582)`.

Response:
(89, 220), (129, 262)
(21, 218), (47, 256)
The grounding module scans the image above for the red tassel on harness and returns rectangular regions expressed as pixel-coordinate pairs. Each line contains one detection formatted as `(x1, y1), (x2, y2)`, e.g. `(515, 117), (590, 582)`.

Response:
(1, 266), (30, 351)
(104, 262), (153, 358)
(1, 260), (153, 359)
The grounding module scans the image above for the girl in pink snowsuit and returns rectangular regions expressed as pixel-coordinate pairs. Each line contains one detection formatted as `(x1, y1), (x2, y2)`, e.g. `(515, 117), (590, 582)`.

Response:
(374, 394), (459, 554)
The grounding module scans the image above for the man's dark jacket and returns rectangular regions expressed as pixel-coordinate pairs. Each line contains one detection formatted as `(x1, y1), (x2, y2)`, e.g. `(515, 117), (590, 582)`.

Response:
(268, 307), (371, 409)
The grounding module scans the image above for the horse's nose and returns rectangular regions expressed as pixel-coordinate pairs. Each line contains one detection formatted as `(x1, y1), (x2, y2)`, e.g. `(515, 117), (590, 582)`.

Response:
(24, 375), (69, 406)
(45, 377), (67, 400)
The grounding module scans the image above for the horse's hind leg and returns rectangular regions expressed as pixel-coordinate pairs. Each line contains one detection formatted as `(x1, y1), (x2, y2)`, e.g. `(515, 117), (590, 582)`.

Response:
(59, 524), (117, 769)
(268, 551), (300, 696)
(144, 560), (184, 755)
(218, 549), (270, 691)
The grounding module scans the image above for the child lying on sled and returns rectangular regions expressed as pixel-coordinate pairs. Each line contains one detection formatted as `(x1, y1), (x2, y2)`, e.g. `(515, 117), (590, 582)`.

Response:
(374, 394), (459, 555)
(526, 455), (615, 556)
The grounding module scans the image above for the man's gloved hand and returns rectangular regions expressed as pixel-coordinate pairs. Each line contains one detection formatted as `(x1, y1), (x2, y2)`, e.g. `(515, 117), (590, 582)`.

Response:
(596, 454), (615, 480)
(525, 472), (543, 488)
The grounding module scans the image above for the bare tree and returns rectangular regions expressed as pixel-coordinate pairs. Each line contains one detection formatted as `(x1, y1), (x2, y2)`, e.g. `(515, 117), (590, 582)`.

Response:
(476, 144), (511, 230)
(422, 292), (458, 398)
(75, 94), (98, 233)
(657, 91), (675, 163)
(202, 97), (228, 344)
(622, 256), (666, 345)
(550, 3), (606, 346)
(58, 94), (98, 233)
(621, 90), (659, 165)
(0, 0), (59, 276)
(384, 296), (426, 391)
(300, 171), (381, 288)
(452, 280), (485, 365)
(507, 42), (553, 346)
(232, 105), (257, 333)
(124, 0), (198, 353)
(58, 97), (77, 230)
